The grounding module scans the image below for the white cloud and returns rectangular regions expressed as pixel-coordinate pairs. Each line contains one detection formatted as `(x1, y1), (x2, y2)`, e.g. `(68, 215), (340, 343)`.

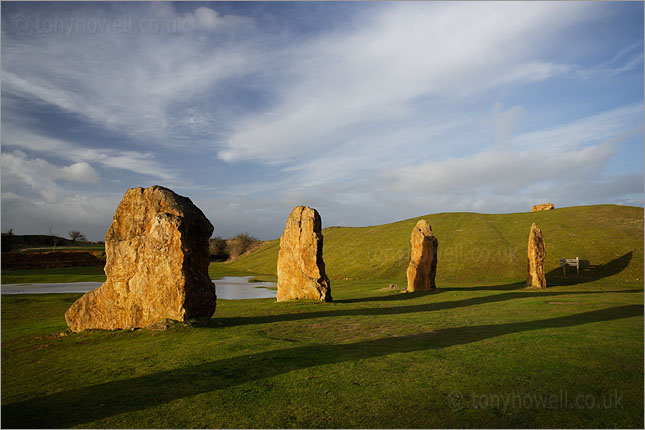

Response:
(1, 4), (258, 141)
(218, 104), (641, 238)
(200, 97), (643, 239)
(279, 118), (472, 188)
(1, 151), (99, 203)
(58, 162), (100, 183)
(574, 42), (644, 79)
(1, 2), (641, 241)
(217, 2), (594, 164)
(185, 7), (254, 32)
(491, 62), (572, 86)
(490, 104), (527, 149)
(1, 191), (120, 241)
(511, 104), (644, 152)
(2, 126), (177, 181)
(385, 141), (616, 196)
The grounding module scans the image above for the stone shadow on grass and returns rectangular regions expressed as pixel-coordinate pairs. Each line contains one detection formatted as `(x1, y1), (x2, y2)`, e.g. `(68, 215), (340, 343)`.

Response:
(338, 280), (542, 301)
(335, 290), (441, 304)
(439, 252), (634, 292)
(3, 304), (641, 428)
(335, 281), (537, 301)
(439, 281), (526, 292)
(546, 252), (633, 286)
(214, 288), (641, 328)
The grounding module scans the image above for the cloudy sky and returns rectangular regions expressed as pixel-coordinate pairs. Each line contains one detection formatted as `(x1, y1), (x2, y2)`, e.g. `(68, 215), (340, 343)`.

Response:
(1, 1), (643, 241)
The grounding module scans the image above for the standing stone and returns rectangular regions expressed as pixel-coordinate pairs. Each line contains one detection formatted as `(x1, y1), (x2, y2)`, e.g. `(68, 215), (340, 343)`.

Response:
(65, 186), (217, 332)
(531, 203), (555, 212)
(276, 206), (331, 302)
(406, 220), (438, 292)
(526, 222), (547, 288)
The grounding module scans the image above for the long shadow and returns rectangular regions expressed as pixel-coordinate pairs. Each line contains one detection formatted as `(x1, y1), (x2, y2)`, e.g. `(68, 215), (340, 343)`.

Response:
(310, 253), (635, 304)
(439, 281), (526, 292)
(214, 288), (640, 328)
(546, 251), (633, 286)
(3, 305), (641, 428)
(440, 252), (634, 292)
(335, 290), (443, 304)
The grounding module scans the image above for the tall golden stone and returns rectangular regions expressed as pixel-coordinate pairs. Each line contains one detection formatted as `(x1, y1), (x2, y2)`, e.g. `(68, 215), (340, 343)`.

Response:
(65, 186), (216, 332)
(526, 222), (547, 288)
(406, 219), (438, 292)
(276, 206), (331, 302)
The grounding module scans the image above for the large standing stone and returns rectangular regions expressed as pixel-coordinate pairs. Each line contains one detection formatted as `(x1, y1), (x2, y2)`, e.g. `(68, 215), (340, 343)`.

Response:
(65, 186), (217, 332)
(406, 220), (438, 292)
(526, 222), (547, 288)
(531, 203), (555, 212)
(276, 206), (331, 302)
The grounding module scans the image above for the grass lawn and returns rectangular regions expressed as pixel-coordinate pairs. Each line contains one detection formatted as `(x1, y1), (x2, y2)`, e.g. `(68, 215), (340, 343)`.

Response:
(1, 267), (107, 284)
(1, 276), (643, 428)
(1, 205), (642, 427)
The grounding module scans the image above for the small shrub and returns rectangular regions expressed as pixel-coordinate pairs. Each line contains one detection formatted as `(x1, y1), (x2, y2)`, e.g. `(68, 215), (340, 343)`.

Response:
(209, 236), (229, 261)
(226, 233), (261, 261)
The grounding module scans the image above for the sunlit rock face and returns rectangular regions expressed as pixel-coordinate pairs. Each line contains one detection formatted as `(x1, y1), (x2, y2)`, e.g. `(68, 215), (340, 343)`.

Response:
(531, 203), (555, 212)
(65, 186), (217, 332)
(406, 220), (438, 292)
(276, 206), (331, 302)
(526, 222), (547, 289)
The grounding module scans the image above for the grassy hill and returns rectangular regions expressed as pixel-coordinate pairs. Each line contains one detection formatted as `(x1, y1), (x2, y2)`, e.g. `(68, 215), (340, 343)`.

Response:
(224, 204), (643, 285)
(2, 204), (642, 428)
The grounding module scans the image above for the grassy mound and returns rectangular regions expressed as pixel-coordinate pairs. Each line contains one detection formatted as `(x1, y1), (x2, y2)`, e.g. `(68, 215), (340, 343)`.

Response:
(223, 205), (643, 285)
(2, 279), (642, 428)
(1, 204), (642, 428)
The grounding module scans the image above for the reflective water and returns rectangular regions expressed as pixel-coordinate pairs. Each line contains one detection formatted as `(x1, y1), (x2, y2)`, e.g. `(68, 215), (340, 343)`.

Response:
(1, 276), (276, 300)
(0, 281), (103, 295)
(213, 276), (276, 300)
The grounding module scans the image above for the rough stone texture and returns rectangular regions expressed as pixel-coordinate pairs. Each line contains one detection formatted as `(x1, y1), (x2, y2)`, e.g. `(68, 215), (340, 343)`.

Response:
(276, 206), (331, 302)
(526, 222), (547, 288)
(531, 203), (555, 212)
(406, 220), (438, 292)
(65, 186), (216, 332)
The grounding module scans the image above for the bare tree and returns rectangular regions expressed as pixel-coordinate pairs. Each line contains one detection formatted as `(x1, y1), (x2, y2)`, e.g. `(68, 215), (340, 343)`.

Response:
(49, 225), (62, 250)
(226, 233), (261, 260)
(69, 230), (87, 242)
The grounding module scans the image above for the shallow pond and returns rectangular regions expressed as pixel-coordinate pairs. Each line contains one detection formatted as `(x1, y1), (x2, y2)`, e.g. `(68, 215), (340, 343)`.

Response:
(0, 276), (276, 300)
(212, 276), (276, 300)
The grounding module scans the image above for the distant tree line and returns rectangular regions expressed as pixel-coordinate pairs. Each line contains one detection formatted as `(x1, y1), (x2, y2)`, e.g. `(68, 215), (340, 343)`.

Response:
(209, 233), (262, 261)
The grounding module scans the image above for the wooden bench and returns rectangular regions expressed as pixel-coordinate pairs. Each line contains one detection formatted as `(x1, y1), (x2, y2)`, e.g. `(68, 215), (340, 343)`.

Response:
(560, 257), (580, 277)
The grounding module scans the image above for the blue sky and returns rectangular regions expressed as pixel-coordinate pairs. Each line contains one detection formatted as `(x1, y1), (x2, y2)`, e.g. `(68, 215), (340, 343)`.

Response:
(1, 1), (643, 241)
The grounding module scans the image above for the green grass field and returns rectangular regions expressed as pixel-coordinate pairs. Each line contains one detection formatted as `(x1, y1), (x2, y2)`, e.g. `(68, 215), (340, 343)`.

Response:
(225, 204), (643, 285)
(1, 205), (643, 428)
(1, 267), (107, 284)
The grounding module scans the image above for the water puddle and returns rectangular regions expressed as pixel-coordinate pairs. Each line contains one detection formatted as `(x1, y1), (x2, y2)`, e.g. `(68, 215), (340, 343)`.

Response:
(1, 276), (276, 300)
